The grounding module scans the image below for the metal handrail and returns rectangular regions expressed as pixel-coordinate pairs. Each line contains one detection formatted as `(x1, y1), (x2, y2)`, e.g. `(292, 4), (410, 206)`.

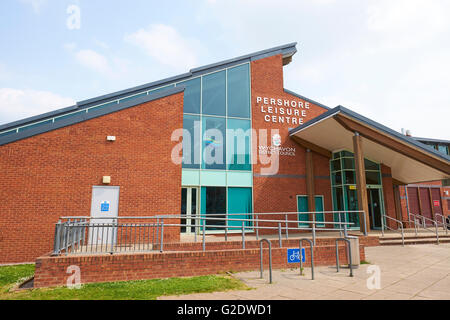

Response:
(434, 213), (448, 235)
(381, 214), (404, 246)
(299, 238), (314, 280)
(409, 213), (439, 245)
(53, 214), (357, 256)
(259, 239), (272, 284)
(335, 238), (353, 277)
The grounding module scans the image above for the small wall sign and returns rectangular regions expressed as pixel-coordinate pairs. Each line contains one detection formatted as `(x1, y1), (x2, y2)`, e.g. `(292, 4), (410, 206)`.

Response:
(100, 201), (110, 212)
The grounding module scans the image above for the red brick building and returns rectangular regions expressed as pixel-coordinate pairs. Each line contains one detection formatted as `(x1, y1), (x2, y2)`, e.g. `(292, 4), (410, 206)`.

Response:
(0, 43), (449, 264)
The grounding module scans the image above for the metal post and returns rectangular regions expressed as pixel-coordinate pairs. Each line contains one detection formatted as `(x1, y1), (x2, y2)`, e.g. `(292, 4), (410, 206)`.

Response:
(299, 239), (314, 280)
(343, 223), (348, 238)
(225, 223), (228, 242)
(336, 238), (353, 277)
(381, 212), (385, 236)
(259, 239), (272, 284)
(278, 223), (282, 248)
(312, 223), (316, 246)
(255, 214), (259, 241)
(202, 219), (206, 252)
(435, 222), (440, 245)
(363, 210), (368, 236)
(242, 222), (245, 249)
(285, 214), (289, 240)
(339, 212), (343, 237)
(414, 218), (418, 236)
(160, 220), (164, 253)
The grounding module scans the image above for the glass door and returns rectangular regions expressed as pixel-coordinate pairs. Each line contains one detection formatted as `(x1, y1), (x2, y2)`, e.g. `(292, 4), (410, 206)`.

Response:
(181, 187), (198, 234)
(367, 188), (384, 230)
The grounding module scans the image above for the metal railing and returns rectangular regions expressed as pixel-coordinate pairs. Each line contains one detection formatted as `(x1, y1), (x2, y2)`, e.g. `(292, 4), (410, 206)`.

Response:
(299, 238), (314, 280)
(409, 213), (439, 245)
(434, 213), (448, 235)
(381, 214), (405, 246)
(335, 238), (353, 277)
(53, 213), (357, 256)
(259, 239), (272, 284)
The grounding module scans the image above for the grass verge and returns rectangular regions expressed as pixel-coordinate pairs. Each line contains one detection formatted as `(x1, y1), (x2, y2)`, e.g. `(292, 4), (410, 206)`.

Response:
(0, 264), (249, 300)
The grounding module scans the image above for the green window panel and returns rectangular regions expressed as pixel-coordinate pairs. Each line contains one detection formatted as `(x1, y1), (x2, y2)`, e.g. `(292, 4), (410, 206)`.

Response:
(179, 78), (201, 114)
(227, 64), (250, 118)
(297, 196), (325, 228)
(202, 70), (226, 116)
(227, 187), (253, 231)
(226, 119), (251, 171)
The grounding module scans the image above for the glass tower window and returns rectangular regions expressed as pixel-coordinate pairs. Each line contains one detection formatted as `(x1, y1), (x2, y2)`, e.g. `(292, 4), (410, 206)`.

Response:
(227, 64), (250, 118)
(202, 70), (226, 116)
(179, 78), (201, 114)
(202, 116), (226, 170)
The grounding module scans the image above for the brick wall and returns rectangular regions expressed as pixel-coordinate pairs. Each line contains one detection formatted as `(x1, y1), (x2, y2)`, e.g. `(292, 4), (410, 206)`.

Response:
(250, 54), (331, 233)
(34, 236), (377, 288)
(0, 93), (184, 263)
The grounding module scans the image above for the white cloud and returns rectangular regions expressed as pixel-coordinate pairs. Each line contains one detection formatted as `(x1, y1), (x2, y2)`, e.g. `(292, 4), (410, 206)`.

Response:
(19, 0), (48, 13)
(75, 49), (113, 76)
(125, 24), (201, 70)
(0, 88), (75, 125)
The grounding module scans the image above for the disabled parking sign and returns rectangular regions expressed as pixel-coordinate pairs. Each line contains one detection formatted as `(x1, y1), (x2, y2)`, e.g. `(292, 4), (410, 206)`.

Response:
(287, 248), (306, 263)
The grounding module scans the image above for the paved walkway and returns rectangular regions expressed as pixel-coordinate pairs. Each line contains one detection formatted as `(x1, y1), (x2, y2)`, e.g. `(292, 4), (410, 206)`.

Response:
(159, 244), (450, 300)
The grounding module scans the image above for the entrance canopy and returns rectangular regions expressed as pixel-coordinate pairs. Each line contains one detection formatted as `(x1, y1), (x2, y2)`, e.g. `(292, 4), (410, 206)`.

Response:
(289, 106), (450, 184)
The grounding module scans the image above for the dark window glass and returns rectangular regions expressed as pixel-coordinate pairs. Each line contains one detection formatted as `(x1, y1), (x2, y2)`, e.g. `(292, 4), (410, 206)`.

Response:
(201, 187), (226, 231)
(366, 171), (381, 185)
(179, 78), (201, 114)
(183, 115), (201, 169)
(364, 159), (379, 171)
(227, 64), (250, 118)
(331, 159), (341, 171)
(332, 172), (342, 185)
(342, 158), (355, 170)
(202, 71), (226, 116)
(202, 116), (226, 170)
(344, 171), (355, 184)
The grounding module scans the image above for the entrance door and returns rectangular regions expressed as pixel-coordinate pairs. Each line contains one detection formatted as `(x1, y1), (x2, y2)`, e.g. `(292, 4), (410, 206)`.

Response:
(89, 186), (119, 245)
(367, 188), (383, 230)
(297, 196), (325, 228)
(181, 187), (198, 234)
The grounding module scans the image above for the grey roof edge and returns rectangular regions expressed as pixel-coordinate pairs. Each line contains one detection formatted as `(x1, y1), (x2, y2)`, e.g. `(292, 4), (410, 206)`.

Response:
(0, 42), (298, 132)
(0, 104), (78, 132)
(283, 89), (331, 110)
(0, 86), (185, 147)
(289, 105), (450, 163)
(413, 137), (450, 144)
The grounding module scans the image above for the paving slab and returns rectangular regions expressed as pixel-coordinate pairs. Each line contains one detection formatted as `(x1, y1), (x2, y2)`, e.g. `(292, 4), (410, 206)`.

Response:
(158, 244), (450, 300)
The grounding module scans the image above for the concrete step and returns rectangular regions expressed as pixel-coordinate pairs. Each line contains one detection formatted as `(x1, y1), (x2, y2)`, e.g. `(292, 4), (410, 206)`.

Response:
(381, 234), (450, 241)
(380, 237), (450, 246)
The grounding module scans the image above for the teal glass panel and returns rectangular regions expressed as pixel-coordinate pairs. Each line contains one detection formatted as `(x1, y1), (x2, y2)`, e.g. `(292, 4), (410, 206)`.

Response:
(366, 171), (381, 185)
(183, 115), (200, 169)
(342, 151), (353, 157)
(315, 197), (325, 227)
(227, 64), (250, 118)
(119, 92), (147, 104)
(201, 187), (226, 231)
(18, 119), (52, 132)
(202, 70), (226, 116)
(179, 78), (200, 114)
(202, 116), (226, 170)
(297, 196), (309, 228)
(227, 187), (252, 231)
(227, 119), (251, 171)
(332, 187), (345, 228)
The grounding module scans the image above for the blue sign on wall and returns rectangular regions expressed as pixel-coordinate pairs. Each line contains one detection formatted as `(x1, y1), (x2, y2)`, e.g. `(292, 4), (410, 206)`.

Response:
(287, 248), (306, 263)
(100, 201), (110, 212)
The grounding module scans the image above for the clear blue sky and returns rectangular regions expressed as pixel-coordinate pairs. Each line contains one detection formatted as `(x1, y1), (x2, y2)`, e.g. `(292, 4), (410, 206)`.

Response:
(1, 0), (449, 139)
